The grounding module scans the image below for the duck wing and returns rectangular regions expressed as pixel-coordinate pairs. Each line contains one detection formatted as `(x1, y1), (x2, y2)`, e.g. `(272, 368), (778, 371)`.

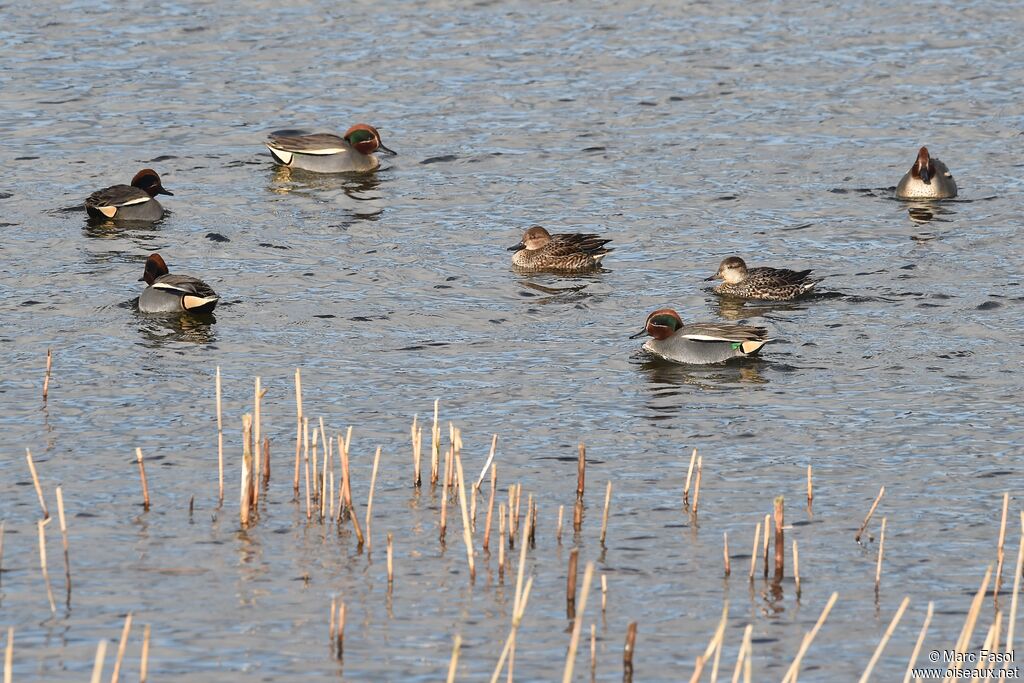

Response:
(747, 266), (814, 285)
(679, 322), (769, 342)
(266, 133), (348, 155)
(549, 233), (613, 257)
(152, 274), (218, 299)
(86, 184), (151, 209)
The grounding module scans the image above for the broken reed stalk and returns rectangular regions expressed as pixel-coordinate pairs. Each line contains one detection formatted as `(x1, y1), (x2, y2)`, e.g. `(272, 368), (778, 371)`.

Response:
(311, 427), (319, 507)
(855, 486), (885, 543)
(557, 505), (564, 544)
(38, 519), (56, 613)
(253, 377), (263, 508)
(89, 639), (107, 683)
(335, 601), (346, 658)
(240, 414), (254, 526)
(134, 448), (150, 511)
(749, 523), (760, 581)
(875, 517), (887, 588)
(498, 507), (506, 581)
(215, 367), (224, 504)
(303, 418), (311, 519)
(324, 433), (333, 520)
(475, 434), (499, 489)
(445, 634), (462, 683)
(601, 573), (608, 612)
(793, 539), (801, 597)
(483, 462), (497, 552)
(600, 481), (612, 546)
(762, 514), (770, 578)
(55, 487), (70, 605)
(773, 496), (784, 579)
(994, 492), (1009, 597)
(731, 623), (753, 683)
(410, 414), (422, 487)
(340, 436), (364, 547)
(692, 455), (703, 515)
(723, 532), (731, 577)
(365, 446), (382, 550)
(806, 464), (813, 508)
(387, 532), (394, 587)
(293, 368), (302, 496)
(431, 399), (440, 486)
(683, 448), (697, 507)
(25, 449), (49, 519)
(140, 625), (151, 683)
(946, 566), (992, 679)
(567, 548), (579, 618)
(4, 627), (12, 683)
(623, 622), (638, 678)
(701, 603), (729, 677)
(780, 592), (839, 683)
(590, 624), (597, 674)
(110, 612), (133, 683)
(507, 509), (533, 682)
(858, 596), (910, 683)
(576, 442), (586, 499)
(454, 452), (476, 581)
(488, 575), (535, 683)
(561, 562), (596, 683)
(42, 347), (52, 401)
(1005, 528), (1023, 670)
(439, 447), (451, 543)
(262, 437), (271, 487)
(902, 602), (934, 683)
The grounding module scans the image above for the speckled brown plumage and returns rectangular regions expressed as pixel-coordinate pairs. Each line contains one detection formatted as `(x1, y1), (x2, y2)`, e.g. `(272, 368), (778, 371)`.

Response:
(509, 225), (612, 273)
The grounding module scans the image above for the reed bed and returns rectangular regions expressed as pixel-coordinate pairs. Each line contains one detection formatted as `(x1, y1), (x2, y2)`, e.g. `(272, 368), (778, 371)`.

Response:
(3, 371), (1021, 682)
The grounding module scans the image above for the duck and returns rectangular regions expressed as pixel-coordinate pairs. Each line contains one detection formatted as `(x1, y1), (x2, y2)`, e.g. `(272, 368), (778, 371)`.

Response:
(705, 256), (819, 301)
(895, 146), (957, 199)
(138, 253), (219, 314)
(508, 225), (612, 272)
(630, 308), (772, 364)
(265, 123), (396, 173)
(85, 169), (173, 221)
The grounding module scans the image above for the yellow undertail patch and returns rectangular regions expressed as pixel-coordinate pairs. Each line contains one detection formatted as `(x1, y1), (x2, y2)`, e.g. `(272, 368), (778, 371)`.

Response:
(98, 205), (117, 218)
(740, 340), (768, 355)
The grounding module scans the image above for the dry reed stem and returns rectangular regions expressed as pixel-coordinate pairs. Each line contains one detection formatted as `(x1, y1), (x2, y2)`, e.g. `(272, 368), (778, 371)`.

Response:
(365, 446), (382, 550)
(859, 596), (910, 683)
(134, 448), (150, 512)
(25, 449), (49, 519)
(590, 624), (597, 673)
(440, 447), (451, 542)
(89, 639), (107, 683)
(446, 634), (462, 683)
(762, 515), (770, 578)
(567, 548), (579, 616)
(683, 448), (697, 507)
(562, 562), (596, 683)
(793, 539), (801, 597)
(240, 414), (254, 526)
(557, 505), (564, 544)
(875, 517), (887, 587)
(507, 513), (533, 683)
(483, 463), (497, 552)
(781, 591), (839, 683)
(749, 523), (760, 581)
(430, 400), (440, 486)
(902, 602), (934, 683)
(329, 597), (336, 642)
(994, 492), (1009, 598)
(701, 602), (728, 664)
(454, 452), (476, 581)
(692, 456), (703, 516)
(773, 496), (784, 579)
(55, 487), (70, 605)
(340, 437), (364, 547)
(0, 523), (4, 591)
(731, 624), (753, 683)
(43, 347), (52, 401)
(944, 567), (992, 682)
(293, 368), (302, 496)
(1004, 527), (1023, 669)
(140, 624), (150, 683)
(688, 656), (705, 683)
(311, 426), (319, 506)
(410, 414), (421, 487)
(471, 486), (478, 532)
(328, 438), (335, 520)
(3, 627), (11, 683)
(262, 437), (270, 487)
(387, 533), (394, 586)
(600, 481), (612, 546)
(253, 378), (262, 508)
(601, 574), (608, 613)
(855, 486), (885, 543)
(303, 418), (311, 519)
(623, 622), (638, 677)
(577, 442), (586, 499)
(214, 368), (224, 505)
(320, 422), (329, 521)
(513, 484), (522, 539)
(723, 532), (731, 577)
(806, 463), (813, 507)
(335, 601), (346, 658)
(110, 612), (132, 683)
(498, 506), (506, 581)
(977, 617), (999, 673)
(475, 434), (499, 489)
(488, 575), (535, 683)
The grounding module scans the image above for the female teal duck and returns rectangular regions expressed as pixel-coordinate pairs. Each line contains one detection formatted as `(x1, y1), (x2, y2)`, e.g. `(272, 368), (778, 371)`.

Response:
(508, 225), (612, 272)
(706, 256), (819, 301)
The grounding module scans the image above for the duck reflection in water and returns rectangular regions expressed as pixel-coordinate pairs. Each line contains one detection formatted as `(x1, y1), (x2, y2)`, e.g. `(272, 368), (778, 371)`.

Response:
(136, 310), (217, 345)
(636, 355), (768, 392)
(711, 296), (810, 323)
(268, 166), (385, 220)
(905, 200), (956, 225)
